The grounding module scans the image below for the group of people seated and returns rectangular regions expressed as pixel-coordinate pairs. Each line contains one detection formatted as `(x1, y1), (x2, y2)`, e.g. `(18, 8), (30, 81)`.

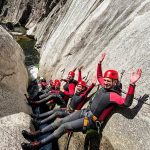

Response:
(21, 53), (142, 150)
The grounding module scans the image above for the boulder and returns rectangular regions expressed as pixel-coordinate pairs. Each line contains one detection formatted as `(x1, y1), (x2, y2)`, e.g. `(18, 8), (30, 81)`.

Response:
(0, 26), (30, 149)
(0, 25), (29, 117)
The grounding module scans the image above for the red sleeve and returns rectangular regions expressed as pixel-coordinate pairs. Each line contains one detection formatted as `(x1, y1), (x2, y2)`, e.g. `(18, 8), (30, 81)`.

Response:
(110, 93), (125, 105)
(124, 84), (135, 107)
(110, 84), (135, 106)
(76, 84), (95, 110)
(97, 63), (104, 86)
(78, 70), (82, 82)
(63, 83), (76, 97)
(80, 83), (95, 98)
(98, 85), (135, 121)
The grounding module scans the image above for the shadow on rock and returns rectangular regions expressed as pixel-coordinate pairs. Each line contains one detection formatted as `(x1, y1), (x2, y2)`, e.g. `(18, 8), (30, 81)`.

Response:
(116, 94), (149, 119)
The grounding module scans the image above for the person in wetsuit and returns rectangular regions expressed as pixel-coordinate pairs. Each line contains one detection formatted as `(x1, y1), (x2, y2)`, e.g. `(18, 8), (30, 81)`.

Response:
(28, 69), (79, 107)
(27, 79), (61, 105)
(21, 53), (142, 150)
(26, 77), (49, 101)
(31, 79), (95, 127)
(30, 66), (91, 125)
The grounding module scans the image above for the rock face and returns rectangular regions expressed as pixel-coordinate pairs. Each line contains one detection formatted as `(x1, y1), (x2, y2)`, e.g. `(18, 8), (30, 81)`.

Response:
(0, 26), (29, 117)
(0, 113), (31, 150)
(1, 0), (150, 149)
(58, 132), (114, 150)
(0, 26), (30, 149)
(0, 0), (68, 28)
(30, 0), (150, 149)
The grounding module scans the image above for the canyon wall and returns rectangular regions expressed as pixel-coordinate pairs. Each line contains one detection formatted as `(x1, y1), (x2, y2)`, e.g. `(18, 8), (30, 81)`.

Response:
(0, 26), (30, 149)
(32, 0), (150, 149)
(0, 0), (150, 149)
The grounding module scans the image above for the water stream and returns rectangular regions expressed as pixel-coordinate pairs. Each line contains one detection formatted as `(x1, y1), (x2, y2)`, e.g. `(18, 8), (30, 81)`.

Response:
(14, 34), (39, 80)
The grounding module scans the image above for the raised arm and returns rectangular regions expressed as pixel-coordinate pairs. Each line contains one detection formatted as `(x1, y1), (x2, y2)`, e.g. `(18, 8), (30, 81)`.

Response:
(97, 53), (106, 86)
(60, 79), (67, 82)
(81, 76), (97, 98)
(110, 69), (142, 106)
(63, 83), (76, 97)
(124, 69), (142, 107)
(78, 66), (84, 82)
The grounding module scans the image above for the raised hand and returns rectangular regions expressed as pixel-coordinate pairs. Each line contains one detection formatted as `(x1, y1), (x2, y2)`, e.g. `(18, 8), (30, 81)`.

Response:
(72, 67), (77, 72)
(78, 65), (84, 71)
(99, 53), (106, 64)
(130, 69), (142, 84)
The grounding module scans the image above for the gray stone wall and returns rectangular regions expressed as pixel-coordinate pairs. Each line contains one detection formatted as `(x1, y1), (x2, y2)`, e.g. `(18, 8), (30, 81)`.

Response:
(0, 26), (29, 116)
(30, 0), (150, 149)
(0, 26), (30, 149)
(1, 0), (150, 149)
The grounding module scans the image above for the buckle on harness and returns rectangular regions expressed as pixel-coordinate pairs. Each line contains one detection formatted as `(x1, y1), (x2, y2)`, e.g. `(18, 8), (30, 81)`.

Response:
(95, 120), (103, 134)
(91, 115), (103, 134)
(92, 115), (97, 122)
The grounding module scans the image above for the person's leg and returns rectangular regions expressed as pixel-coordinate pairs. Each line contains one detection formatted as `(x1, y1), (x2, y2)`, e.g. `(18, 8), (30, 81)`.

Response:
(30, 94), (58, 106)
(21, 112), (84, 150)
(22, 110), (82, 141)
(39, 92), (50, 99)
(39, 110), (69, 124)
(38, 108), (61, 118)
(31, 110), (67, 128)
(41, 110), (82, 133)
(36, 95), (53, 104)
(40, 117), (84, 145)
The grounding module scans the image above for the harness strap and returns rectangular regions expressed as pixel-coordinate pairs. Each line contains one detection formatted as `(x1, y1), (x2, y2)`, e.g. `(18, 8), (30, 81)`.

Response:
(83, 117), (89, 127)
(83, 115), (103, 134)
(83, 116), (89, 132)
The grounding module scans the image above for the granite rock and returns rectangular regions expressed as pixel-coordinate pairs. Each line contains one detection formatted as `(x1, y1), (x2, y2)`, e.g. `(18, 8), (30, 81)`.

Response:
(1, 0), (150, 149)
(0, 26), (30, 149)
(34, 0), (150, 149)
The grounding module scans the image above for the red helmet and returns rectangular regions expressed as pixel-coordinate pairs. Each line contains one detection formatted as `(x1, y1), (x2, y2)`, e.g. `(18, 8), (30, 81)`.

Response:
(52, 82), (55, 87)
(68, 71), (75, 77)
(78, 80), (87, 87)
(54, 79), (59, 83)
(104, 70), (118, 80)
(49, 80), (53, 85)
(54, 79), (61, 86)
